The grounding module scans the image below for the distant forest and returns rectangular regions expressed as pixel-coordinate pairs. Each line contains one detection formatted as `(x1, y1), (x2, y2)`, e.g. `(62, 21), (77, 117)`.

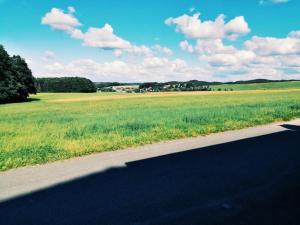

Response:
(37, 77), (97, 93)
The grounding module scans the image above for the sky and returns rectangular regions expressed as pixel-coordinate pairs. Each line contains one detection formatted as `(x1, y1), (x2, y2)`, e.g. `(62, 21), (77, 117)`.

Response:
(1, 0), (300, 82)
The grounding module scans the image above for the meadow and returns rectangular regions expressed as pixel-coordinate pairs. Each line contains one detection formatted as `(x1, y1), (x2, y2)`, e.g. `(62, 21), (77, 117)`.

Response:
(1, 88), (300, 171)
(211, 81), (300, 91)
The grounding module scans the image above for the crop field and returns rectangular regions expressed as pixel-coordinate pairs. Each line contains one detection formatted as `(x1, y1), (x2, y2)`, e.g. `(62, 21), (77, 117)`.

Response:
(1, 88), (300, 171)
(211, 81), (300, 91)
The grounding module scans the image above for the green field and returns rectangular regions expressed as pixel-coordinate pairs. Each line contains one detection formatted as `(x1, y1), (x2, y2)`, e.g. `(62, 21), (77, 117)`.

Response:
(1, 89), (300, 171)
(211, 81), (300, 91)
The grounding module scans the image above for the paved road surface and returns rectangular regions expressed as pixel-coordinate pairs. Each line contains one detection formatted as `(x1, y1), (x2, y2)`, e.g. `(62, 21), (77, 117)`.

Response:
(1, 120), (300, 225)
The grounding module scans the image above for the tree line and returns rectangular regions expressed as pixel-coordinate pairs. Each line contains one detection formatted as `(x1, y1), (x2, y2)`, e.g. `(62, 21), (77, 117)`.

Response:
(36, 77), (97, 93)
(0, 45), (37, 103)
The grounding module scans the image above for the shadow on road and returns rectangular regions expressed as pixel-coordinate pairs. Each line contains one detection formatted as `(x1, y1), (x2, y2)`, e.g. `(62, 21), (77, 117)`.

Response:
(1, 125), (300, 225)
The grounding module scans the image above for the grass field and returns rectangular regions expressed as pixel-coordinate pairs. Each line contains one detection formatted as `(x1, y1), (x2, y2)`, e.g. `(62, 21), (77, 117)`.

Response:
(1, 88), (300, 171)
(211, 81), (300, 91)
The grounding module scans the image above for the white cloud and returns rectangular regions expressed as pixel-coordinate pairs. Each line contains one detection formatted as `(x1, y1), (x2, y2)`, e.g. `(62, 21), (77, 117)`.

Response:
(113, 49), (123, 58)
(259, 0), (289, 5)
(224, 16), (251, 40)
(200, 50), (255, 67)
(143, 57), (170, 68)
(91, 44), (171, 58)
(152, 45), (173, 55)
(180, 38), (255, 67)
(37, 56), (217, 82)
(41, 8), (81, 32)
(194, 39), (236, 55)
(67, 6), (75, 13)
(142, 57), (186, 70)
(126, 45), (152, 56)
(172, 22), (300, 80)
(179, 40), (194, 53)
(201, 54), (238, 66)
(79, 24), (131, 49)
(112, 45), (153, 58)
(165, 13), (250, 40)
(279, 55), (300, 67)
(244, 36), (300, 56)
(42, 7), (156, 57)
(289, 30), (300, 39)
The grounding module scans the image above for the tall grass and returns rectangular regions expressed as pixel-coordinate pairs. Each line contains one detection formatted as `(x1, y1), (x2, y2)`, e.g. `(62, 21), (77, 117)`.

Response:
(1, 90), (300, 171)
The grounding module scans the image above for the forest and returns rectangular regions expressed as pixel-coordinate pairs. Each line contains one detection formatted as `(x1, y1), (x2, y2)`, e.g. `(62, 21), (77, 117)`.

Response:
(37, 77), (97, 93)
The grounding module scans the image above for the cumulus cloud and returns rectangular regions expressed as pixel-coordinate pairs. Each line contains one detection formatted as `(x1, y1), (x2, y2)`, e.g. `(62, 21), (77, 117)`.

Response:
(78, 24), (131, 49)
(179, 38), (255, 67)
(41, 7), (159, 57)
(41, 8), (81, 33)
(166, 10), (300, 81)
(42, 8), (131, 50)
(152, 45), (173, 55)
(165, 13), (250, 40)
(200, 50), (255, 67)
(179, 40), (194, 53)
(244, 36), (300, 56)
(112, 45), (153, 58)
(113, 49), (123, 58)
(143, 57), (170, 68)
(194, 39), (236, 55)
(198, 34), (300, 71)
(279, 55), (300, 67)
(126, 45), (152, 56)
(289, 30), (300, 39)
(110, 44), (173, 58)
(224, 16), (251, 40)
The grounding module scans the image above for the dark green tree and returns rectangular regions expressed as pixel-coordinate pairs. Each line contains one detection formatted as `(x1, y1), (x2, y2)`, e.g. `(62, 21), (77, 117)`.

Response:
(11, 55), (37, 95)
(0, 45), (37, 103)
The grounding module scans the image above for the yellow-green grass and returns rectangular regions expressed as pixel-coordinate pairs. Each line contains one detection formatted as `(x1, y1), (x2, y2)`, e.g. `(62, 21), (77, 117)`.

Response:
(1, 90), (300, 171)
(211, 81), (300, 91)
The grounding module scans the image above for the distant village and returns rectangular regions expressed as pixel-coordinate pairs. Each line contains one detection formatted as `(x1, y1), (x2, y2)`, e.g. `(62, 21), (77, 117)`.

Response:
(97, 81), (213, 93)
(95, 79), (297, 93)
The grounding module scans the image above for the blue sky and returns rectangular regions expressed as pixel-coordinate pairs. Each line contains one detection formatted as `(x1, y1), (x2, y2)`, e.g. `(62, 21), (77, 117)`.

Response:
(1, 0), (300, 82)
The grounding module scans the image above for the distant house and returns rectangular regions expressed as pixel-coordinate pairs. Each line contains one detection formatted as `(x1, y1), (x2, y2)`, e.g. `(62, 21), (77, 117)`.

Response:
(111, 85), (139, 92)
(162, 85), (171, 89)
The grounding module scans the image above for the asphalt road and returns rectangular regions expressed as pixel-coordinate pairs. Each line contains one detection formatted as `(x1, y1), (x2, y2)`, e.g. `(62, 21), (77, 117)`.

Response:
(0, 121), (300, 225)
